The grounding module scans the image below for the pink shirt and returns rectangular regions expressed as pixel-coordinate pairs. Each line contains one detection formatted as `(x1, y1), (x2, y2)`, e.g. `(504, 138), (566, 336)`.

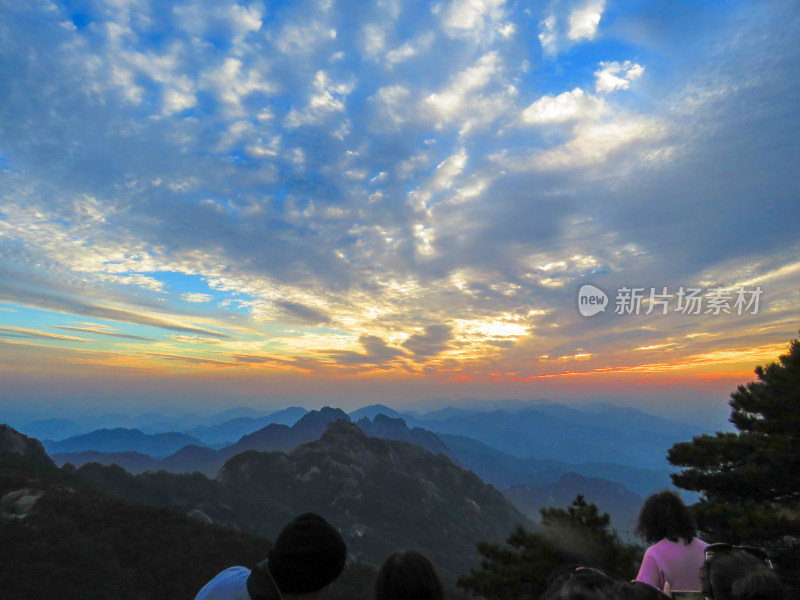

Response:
(635, 537), (708, 593)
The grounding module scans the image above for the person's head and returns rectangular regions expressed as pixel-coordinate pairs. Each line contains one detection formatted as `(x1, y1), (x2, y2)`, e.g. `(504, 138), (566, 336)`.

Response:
(374, 549), (445, 600)
(731, 569), (783, 600)
(700, 545), (781, 600)
(266, 513), (348, 599)
(540, 566), (644, 600)
(635, 490), (697, 544)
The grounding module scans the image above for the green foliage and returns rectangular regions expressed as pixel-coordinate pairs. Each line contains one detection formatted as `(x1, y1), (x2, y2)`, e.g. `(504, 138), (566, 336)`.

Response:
(0, 451), (440, 600)
(0, 454), (269, 599)
(456, 495), (640, 600)
(668, 336), (800, 593)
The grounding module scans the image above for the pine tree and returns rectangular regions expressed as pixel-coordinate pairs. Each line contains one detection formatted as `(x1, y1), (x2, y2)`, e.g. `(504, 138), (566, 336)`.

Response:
(668, 336), (800, 592)
(456, 495), (640, 600)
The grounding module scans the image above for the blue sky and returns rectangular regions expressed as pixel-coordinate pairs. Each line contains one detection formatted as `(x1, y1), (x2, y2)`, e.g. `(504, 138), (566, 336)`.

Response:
(0, 0), (798, 417)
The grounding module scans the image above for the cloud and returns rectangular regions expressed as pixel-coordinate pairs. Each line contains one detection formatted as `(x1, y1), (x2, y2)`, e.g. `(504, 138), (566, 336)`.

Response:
(425, 51), (500, 117)
(0, 326), (88, 342)
(362, 23), (387, 59)
(55, 326), (157, 341)
(436, 0), (512, 43)
(568, 0), (605, 41)
(201, 57), (276, 117)
(522, 88), (606, 124)
(402, 324), (454, 356)
(532, 116), (668, 169)
(0, 267), (232, 339)
(273, 16), (337, 55)
(0, 0), (798, 396)
(423, 51), (516, 134)
(181, 293), (213, 303)
(595, 61), (644, 94)
(538, 15), (557, 53)
(275, 300), (331, 325)
(385, 32), (435, 66)
(369, 85), (413, 130)
(326, 334), (406, 366)
(539, 0), (606, 57)
(285, 70), (355, 127)
(143, 352), (235, 367)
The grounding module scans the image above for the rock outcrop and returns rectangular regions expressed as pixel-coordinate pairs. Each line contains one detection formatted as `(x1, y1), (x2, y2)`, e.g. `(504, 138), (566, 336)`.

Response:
(219, 420), (529, 576)
(0, 424), (55, 467)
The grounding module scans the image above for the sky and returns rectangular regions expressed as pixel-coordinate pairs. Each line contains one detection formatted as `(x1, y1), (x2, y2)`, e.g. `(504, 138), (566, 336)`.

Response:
(0, 0), (798, 420)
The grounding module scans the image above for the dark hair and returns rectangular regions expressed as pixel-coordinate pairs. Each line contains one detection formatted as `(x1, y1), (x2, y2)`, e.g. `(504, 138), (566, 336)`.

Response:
(732, 570), (784, 600)
(267, 513), (347, 594)
(374, 549), (444, 600)
(540, 566), (645, 600)
(701, 549), (782, 600)
(635, 490), (697, 544)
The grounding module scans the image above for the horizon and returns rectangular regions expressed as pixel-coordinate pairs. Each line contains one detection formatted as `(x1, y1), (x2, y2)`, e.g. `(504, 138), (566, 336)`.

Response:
(2, 394), (735, 434)
(1, 0), (798, 418)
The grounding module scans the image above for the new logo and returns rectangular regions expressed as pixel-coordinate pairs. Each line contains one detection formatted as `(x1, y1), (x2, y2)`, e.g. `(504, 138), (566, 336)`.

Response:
(577, 284), (608, 317)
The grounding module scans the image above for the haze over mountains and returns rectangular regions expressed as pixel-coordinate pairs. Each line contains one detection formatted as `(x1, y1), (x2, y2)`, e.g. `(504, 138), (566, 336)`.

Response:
(4, 400), (712, 534)
(0, 425), (367, 600)
(0, 418), (528, 578)
(0, 398), (720, 594)
(504, 472), (645, 538)
(216, 421), (527, 575)
(45, 428), (205, 457)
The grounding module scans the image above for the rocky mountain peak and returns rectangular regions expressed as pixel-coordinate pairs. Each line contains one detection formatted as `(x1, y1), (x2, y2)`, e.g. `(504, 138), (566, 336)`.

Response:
(214, 418), (528, 577)
(354, 414), (454, 460)
(0, 424), (55, 467)
(318, 418), (368, 443)
(371, 412), (408, 431)
(295, 406), (350, 428)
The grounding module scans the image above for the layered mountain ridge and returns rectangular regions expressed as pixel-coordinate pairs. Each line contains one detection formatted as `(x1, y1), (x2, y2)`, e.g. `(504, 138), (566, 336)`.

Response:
(51, 408), (457, 479)
(10, 400), (710, 546)
(66, 418), (528, 577)
(504, 471), (644, 534)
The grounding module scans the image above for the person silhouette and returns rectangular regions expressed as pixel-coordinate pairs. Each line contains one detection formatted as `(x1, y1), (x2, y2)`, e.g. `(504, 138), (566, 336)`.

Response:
(195, 513), (347, 600)
(374, 549), (444, 600)
(634, 490), (708, 594)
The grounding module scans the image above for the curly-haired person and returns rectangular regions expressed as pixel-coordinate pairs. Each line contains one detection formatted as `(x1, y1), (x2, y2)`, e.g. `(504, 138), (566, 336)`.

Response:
(633, 490), (708, 595)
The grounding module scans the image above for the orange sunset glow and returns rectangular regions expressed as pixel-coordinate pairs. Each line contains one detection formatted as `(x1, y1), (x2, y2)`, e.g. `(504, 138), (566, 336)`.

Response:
(0, 0), (798, 423)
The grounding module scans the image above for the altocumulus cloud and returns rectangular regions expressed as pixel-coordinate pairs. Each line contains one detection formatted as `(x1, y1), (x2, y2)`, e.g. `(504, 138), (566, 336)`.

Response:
(0, 0), (798, 387)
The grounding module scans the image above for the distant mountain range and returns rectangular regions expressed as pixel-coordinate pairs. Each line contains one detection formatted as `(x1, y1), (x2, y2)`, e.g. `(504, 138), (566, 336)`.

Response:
(186, 406), (308, 445)
(12, 400), (713, 473)
(351, 402), (707, 473)
(47, 406), (680, 521)
(503, 472), (644, 536)
(9, 406), (308, 442)
(439, 433), (671, 497)
(0, 424), (378, 600)
(69, 420), (530, 578)
(354, 413), (455, 459)
(348, 403), (405, 421)
(52, 407), (350, 477)
(6, 411), (669, 585)
(2, 396), (718, 595)
(399, 404), (705, 470)
(51, 408), (457, 479)
(49, 449), (160, 473)
(44, 428), (205, 458)
(26, 399), (714, 536)
(4, 419), (529, 578)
